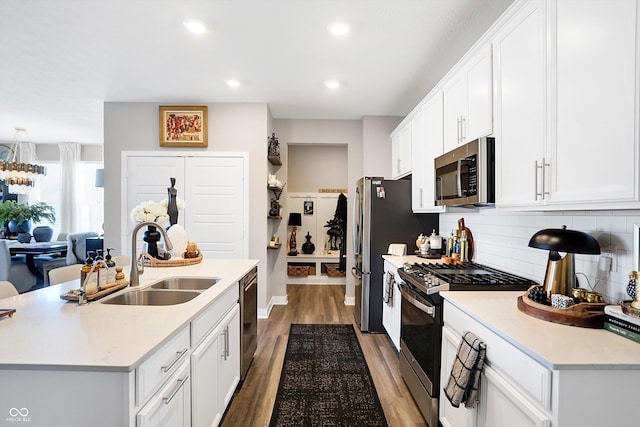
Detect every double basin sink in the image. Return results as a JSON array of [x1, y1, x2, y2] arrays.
[[101, 277, 220, 306]]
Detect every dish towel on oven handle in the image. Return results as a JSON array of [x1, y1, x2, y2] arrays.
[[444, 331, 486, 409]]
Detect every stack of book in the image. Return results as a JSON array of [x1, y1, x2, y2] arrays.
[[604, 305, 640, 343]]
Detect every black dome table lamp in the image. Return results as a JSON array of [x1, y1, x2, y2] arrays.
[[528, 225, 600, 296]]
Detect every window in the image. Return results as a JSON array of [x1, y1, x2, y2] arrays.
[[29, 162, 104, 237]]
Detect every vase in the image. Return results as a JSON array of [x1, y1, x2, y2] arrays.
[[302, 232, 315, 254], [17, 232, 32, 243], [33, 225, 54, 242], [143, 225, 162, 259], [8, 219, 31, 235]]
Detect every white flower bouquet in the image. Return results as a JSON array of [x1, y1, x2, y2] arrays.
[[131, 200, 170, 227]]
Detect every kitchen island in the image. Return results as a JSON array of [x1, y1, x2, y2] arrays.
[[0, 259, 258, 427], [440, 291, 640, 427]]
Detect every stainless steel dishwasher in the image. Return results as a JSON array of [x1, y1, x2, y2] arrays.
[[239, 267, 257, 381]]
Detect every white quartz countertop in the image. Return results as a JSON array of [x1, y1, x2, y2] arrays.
[[442, 291, 640, 370], [0, 259, 258, 372]]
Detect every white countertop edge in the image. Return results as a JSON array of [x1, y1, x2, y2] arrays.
[[442, 291, 640, 371], [0, 259, 259, 372]]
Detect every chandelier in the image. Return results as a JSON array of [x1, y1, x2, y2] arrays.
[[0, 127, 47, 194]]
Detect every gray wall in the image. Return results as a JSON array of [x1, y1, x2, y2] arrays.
[[362, 115, 402, 179], [288, 145, 348, 192]]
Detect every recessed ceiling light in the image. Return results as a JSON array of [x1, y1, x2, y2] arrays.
[[184, 19, 208, 34], [325, 80, 340, 89], [329, 23, 349, 36], [226, 80, 241, 88]]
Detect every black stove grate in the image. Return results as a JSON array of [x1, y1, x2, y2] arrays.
[[408, 262, 537, 289]]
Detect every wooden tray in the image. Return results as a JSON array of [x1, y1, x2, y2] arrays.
[[60, 281, 129, 302], [517, 292, 606, 328], [142, 252, 202, 267]]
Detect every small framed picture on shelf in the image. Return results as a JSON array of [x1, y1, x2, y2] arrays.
[[159, 106, 208, 147], [304, 201, 314, 215]]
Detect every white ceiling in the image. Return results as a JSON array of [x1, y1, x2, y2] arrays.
[[0, 0, 514, 145]]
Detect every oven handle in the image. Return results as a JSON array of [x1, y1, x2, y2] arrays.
[[398, 282, 435, 318]]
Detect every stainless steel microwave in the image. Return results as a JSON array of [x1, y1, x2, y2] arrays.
[[434, 137, 495, 207]]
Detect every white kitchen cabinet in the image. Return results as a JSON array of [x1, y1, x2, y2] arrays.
[[443, 43, 493, 153], [137, 359, 191, 427], [493, 0, 547, 207], [191, 304, 240, 427], [495, 0, 640, 209], [382, 260, 401, 351], [548, 0, 639, 206], [391, 122, 412, 179], [412, 93, 445, 213], [477, 364, 551, 427], [123, 152, 248, 258]]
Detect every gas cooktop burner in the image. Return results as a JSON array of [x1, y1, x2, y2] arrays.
[[398, 261, 537, 295]]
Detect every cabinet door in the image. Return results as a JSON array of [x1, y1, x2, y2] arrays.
[[465, 44, 493, 141], [218, 305, 240, 410], [493, 0, 547, 207], [124, 156, 186, 252], [184, 156, 247, 259], [477, 364, 551, 427], [443, 72, 467, 153], [411, 107, 427, 211], [550, 0, 639, 204], [138, 360, 191, 427], [391, 124, 412, 179], [191, 322, 223, 427], [439, 327, 477, 427], [422, 92, 445, 212]]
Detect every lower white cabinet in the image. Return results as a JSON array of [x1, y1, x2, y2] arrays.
[[381, 260, 401, 351], [439, 328, 476, 427], [191, 304, 240, 427], [477, 364, 550, 427], [137, 359, 191, 427]]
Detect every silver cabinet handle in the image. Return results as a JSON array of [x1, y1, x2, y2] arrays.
[[535, 159, 540, 200], [460, 116, 466, 142], [535, 158, 550, 200], [542, 157, 550, 199], [163, 376, 189, 405], [161, 348, 188, 373], [457, 117, 461, 143], [222, 326, 229, 360], [419, 188, 424, 208]]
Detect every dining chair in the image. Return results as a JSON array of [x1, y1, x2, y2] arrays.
[[0, 280, 19, 299], [48, 264, 83, 286], [0, 240, 38, 293], [42, 231, 100, 286]]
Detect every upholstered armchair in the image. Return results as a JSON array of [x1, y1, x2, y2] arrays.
[[42, 232, 99, 286], [0, 240, 38, 293]]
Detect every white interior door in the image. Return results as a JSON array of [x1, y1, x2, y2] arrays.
[[184, 156, 246, 259], [124, 156, 186, 253]]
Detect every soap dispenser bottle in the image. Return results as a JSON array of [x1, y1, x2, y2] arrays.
[[105, 248, 116, 284]]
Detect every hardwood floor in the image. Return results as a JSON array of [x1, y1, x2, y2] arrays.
[[221, 284, 428, 427]]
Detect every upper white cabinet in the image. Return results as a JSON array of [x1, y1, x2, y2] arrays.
[[549, 0, 639, 205], [493, 0, 547, 207], [391, 123, 412, 179], [495, 0, 640, 208], [443, 43, 493, 153], [412, 92, 445, 212]]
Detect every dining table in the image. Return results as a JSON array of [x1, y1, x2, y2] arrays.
[[8, 240, 68, 281]]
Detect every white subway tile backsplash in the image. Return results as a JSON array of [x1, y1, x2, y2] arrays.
[[440, 209, 640, 303]]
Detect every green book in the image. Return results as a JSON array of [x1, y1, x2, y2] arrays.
[[605, 322, 640, 344]]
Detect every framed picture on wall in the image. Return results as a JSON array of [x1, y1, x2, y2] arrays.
[[159, 106, 208, 147], [304, 201, 314, 215]]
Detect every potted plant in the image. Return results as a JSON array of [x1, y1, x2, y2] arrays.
[[0, 201, 56, 242]]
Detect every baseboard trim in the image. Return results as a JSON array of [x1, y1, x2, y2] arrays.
[[258, 294, 288, 319]]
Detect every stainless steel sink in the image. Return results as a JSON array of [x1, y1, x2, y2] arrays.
[[101, 289, 201, 306], [149, 277, 220, 291]]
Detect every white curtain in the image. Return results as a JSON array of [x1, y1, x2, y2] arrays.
[[58, 143, 81, 233]]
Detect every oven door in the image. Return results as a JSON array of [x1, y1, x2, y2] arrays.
[[398, 281, 442, 397]]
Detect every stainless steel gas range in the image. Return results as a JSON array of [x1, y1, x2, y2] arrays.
[[396, 262, 537, 427]]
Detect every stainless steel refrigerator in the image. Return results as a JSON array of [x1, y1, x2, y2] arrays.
[[352, 177, 439, 332]]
